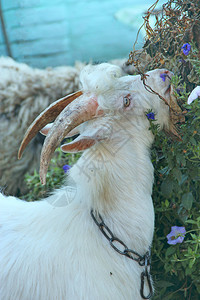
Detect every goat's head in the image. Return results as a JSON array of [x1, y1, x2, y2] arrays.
[[18, 63, 184, 184]]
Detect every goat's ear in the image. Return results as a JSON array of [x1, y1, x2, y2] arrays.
[[61, 137, 96, 153], [61, 121, 110, 153]]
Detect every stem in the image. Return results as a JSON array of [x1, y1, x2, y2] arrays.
[[186, 229, 200, 234]]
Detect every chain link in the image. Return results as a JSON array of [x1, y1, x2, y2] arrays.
[[91, 209, 153, 299]]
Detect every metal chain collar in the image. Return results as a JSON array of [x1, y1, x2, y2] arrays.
[[90, 209, 153, 299]]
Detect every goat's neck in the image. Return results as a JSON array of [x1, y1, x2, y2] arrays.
[[70, 127, 155, 250]]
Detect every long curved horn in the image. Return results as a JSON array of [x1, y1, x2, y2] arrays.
[[39, 94, 102, 185], [18, 91, 82, 159]]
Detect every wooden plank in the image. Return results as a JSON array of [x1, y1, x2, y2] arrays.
[[7, 21, 69, 43], [12, 37, 69, 57], [0, 0, 153, 67], [0, 44, 7, 56], [3, 5, 67, 29], [0, 26, 4, 44], [1, 0, 64, 11], [19, 52, 72, 68]]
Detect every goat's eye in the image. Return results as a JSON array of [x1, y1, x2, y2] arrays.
[[123, 95, 131, 107]]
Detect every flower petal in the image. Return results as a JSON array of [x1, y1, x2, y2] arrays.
[[146, 112, 155, 120], [177, 226, 186, 235], [166, 232, 174, 239], [181, 43, 191, 56], [171, 226, 186, 234], [175, 236, 184, 244], [160, 73, 167, 82], [167, 238, 178, 245], [63, 164, 71, 173], [187, 86, 200, 104], [166, 226, 186, 245]]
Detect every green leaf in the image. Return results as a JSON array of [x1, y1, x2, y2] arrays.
[[181, 192, 194, 210], [190, 137, 197, 146], [176, 153, 186, 166], [165, 247, 176, 257], [180, 174, 188, 185], [160, 166, 170, 175], [186, 219, 197, 225], [157, 280, 175, 288], [161, 179, 174, 196], [189, 258, 196, 268], [185, 267, 193, 276], [172, 168, 182, 183]]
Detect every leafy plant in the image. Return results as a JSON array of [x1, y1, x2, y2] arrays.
[[151, 75, 200, 299]]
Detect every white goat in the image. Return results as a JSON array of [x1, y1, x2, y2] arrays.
[[0, 63, 180, 300]]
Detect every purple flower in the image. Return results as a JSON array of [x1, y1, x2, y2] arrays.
[[146, 112, 155, 120], [181, 43, 191, 56], [167, 226, 186, 245], [63, 164, 71, 173], [160, 73, 167, 82]]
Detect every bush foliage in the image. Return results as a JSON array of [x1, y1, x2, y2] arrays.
[[130, 0, 200, 297], [151, 83, 200, 299]]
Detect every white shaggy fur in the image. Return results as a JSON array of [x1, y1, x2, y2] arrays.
[[0, 63, 171, 300]]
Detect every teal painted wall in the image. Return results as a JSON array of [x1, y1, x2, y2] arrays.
[[0, 0, 165, 68]]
